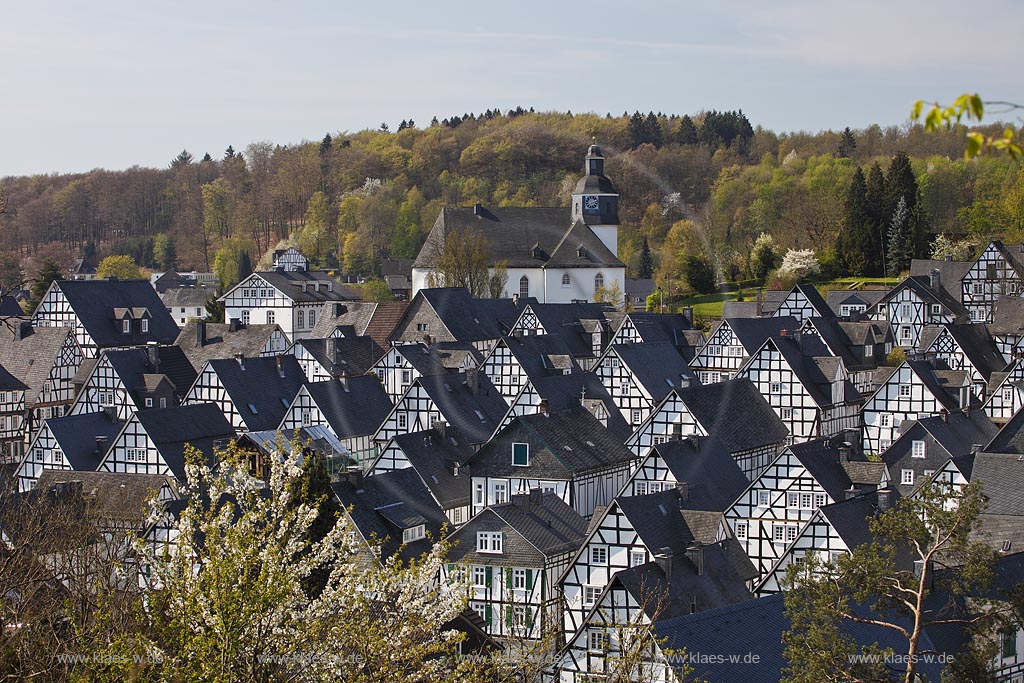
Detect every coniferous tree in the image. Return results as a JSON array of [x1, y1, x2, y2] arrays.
[[674, 115, 698, 145], [864, 162, 887, 275], [30, 259, 63, 308], [837, 127, 857, 158], [886, 196, 911, 277], [638, 236, 654, 279], [200, 152, 212, 163], [885, 152, 918, 222], [643, 112, 663, 148], [224, 145, 236, 160], [836, 167, 876, 275], [170, 149, 193, 168], [628, 111, 646, 148]]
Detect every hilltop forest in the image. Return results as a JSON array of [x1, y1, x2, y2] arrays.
[[1, 109, 1022, 297]]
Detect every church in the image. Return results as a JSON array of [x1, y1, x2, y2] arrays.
[[411, 145, 627, 304]]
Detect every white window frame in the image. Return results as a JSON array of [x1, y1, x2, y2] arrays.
[[476, 531, 503, 554], [590, 545, 608, 565], [901, 469, 915, 486], [912, 440, 926, 459], [512, 442, 529, 467]]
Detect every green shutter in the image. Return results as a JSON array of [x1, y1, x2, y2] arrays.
[[526, 606, 534, 628], [506, 567, 513, 589], [505, 606, 513, 628], [525, 568, 533, 590], [484, 603, 492, 624], [485, 566, 492, 587]]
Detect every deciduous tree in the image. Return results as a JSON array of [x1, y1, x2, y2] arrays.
[[95, 254, 143, 280]]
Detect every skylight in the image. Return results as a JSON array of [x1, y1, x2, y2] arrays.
[[248, 403, 258, 414]]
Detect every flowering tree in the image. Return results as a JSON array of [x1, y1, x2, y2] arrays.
[[79, 441, 478, 683], [776, 249, 821, 282]]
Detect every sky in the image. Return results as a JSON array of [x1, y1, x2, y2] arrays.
[[3, 0, 1022, 176]]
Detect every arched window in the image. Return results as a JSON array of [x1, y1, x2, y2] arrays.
[[595, 273, 605, 290], [562, 273, 571, 287], [297, 309, 305, 329], [519, 276, 529, 298], [266, 310, 275, 324]]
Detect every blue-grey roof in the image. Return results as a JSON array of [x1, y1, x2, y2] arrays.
[[45, 410, 125, 471], [674, 378, 790, 455], [103, 346, 198, 402], [134, 403, 235, 481], [650, 436, 750, 512], [205, 355, 306, 432], [51, 279, 180, 348], [305, 376, 393, 438], [611, 341, 696, 401]]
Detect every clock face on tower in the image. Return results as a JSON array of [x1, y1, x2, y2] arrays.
[[584, 195, 599, 212]]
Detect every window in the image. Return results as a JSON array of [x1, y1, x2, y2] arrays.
[[800, 493, 813, 509], [786, 525, 799, 543], [931, 304, 941, 315], [519, 276, 529, 298], [1003, 629, 1018, 659], [880, 414, 892, 427], [512, 569, 527, 590], [267, 310, 275, 324], [770, 382, 783, 394], [787, 492, 799, 508], [402, 525, 425, 543], [301, 410, 311, 427], [416, 323, 429, 332], [782, 408, 793, 420], [472, 565, 487, 587], [309, 311, 315, 327], [401, 369, 411, 385], [901, 469, 915, 485], [493, 482, 508, 505], [122, 319, 131, 334], [590, 546, 608, 565], [511, 443, 529, 467], [630, 550, 647, 567], [1005, 387, 1015, 402], [397, 413, 407, 430], [735, 522, 747, 540], [912, 440, 926, 459], [297, 310, 305, 329], [757, 490, 770, 506], [901, 304, 911, 317], [773, 525, 786, 543], [583, 586, 601, 606], [900, 326, 911, 340], [899, 384, 911, 397], [588, 629, 608, 653], [477, 532, 503, 554], [241, 310, 250, 325], [562, 273, 571, 288], [159, 397, 167, 408], [635, 481, 648, 496], [864, 344, 873, 358], [814, 493, 827, 508], [631, 409, 642, 424], [141, 318, 149, 333], [196, 307, 203, 316], [594, 273, 604, 291], [473, 482, 485, 507], [34, 448, 43, 462], [512, 605, 529, 629], [144, 397, 153, 408]]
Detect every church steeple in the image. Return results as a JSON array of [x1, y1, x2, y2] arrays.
[[571, 144, 619, 256]]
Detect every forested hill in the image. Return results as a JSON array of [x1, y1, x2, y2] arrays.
[[1, 108, 1021, 292]]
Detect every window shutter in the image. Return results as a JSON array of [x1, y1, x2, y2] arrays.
[[505, 606, 513, 628], [484, 603, 492, 624], [506, 567, 513, 589], [485, 566, 492, 587], [526, 606, 533, 628], [525, 568, 534, 591]]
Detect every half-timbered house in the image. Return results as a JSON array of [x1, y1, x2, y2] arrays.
[[310, 301, 409, 348], [369, 340, 482, 403], [370, 426, 474, 525], [479, 334, 580, 405], [287, 336, 384, 382], [0, 324, 84, 443], [0, 364, 27, 463], [96, 403, 233, 483], [184, 355, 306, 433], [16, 410, 124, 491], [770, 284, 833, 323], [607, 311, 703, 362], [689, 316, 799, 384], [31, 278, 179, 358], [388, 287, 520, 352], [990, 295, 1024, 359], [724, 437, 887, 583], [736, 331, 862, 442], [882, 410, 996, 497], [984, 358, 1024, 424], [868, 272, 968, 350], [443, 490, 588, 640], [624, 436, 750, 509], [372, 370, 507, 448], [271, 246, 309, 271], [922, 323, 1006, 396], [825, 289, 889, 318], [861, 358, 975, 454], [625, 378, 789, 481], [593, 341, 697, 428], [465, 407, 636, 519], [219, 270, 359, 340], [174, 319, 289, 371], [69, 344, 198, 421], [159, 285, 213, 327], [508, 301, 617, 370], [961, 240, 1024, 323], [279, 376, 392, 469], [498, 371, 630, 441]]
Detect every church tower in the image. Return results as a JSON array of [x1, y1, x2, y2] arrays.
[[571, 144, 619, 256]]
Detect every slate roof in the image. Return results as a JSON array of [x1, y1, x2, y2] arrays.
[[303, 376, 393, 438], [767, 335, 861, 407], [292, 336, 385, 377], [720, 316, 801, 354], [174, 321, 284, 371], [485, 491, 589, 557], [788, 437, 880, 500], [36, 469, 173, 524], [44, 410, 125, 471], [673, 378, 790, 455], [825, 288, 889, 316], [910, 258, 974, 302], [159, 286, 214, 309], [610, 546, 753, 620], [986, 406, 1024, 454], [332, 467, 449, 562], [388, 428, 474, 508], [610, 341, 696, 401], [393, 341, 484, 377], [895, 358, 964, 413], [874, 276, 969, 319], [49, 279, 180, 347], [785, 284, 832, 317], [233, 270, 360, 303], [521, 302, 617, 357], [653, 593, 943, 683], [132, 403, 238, 481], [0, 326, 75, 407], [649, 436, 750, 512], [490, 334, 581, 380], [989, 240, 1024, 278], [941, 324, 1007, 381], [990, 295, 1024, 336], [203, 355, 306, 432], [102, 346, 198, 402], [819, 490, 902, 554], [309, 301, 410, 348], [837, 319, 893, 346], [416, 206, 624, 270], [527, 372, 632, 442], [912, 410, 998, 458], [0, 296, 25, 317], [969, 453, 1024, 516], [0, 363, 27, 393], [416, 371, 509, 445], [397, 288, 519, 344], [619, 312, 699, 354], [720, 300, 761, 318]]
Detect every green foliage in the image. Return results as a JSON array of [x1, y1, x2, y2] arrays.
[[750, 232, 780, 283], [296, 190, 332, 263], [152, 233, 176, 271], [913, 93, 1022, 159], [95, 255, 143, 280], [212, 238, 253, 292], [886, 346, 907, 367], [358, 279, 395, 302], [425, 226, 492, 297], [835, 166, 878, 276], [683, 255, 716, 294], [638, 236, 654, 279], [30, 258, 63, 307]]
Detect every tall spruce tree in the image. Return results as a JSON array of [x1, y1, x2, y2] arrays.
[[836, 167, 876, 275], [675, 115, 698, 145], [886, 196, 911, 277], [864, 162, 887, 276], [638, 236, 654, 279]]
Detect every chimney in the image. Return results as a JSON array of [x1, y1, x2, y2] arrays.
[[512, 293, 519, 307], [780, 328, 788, 337], [877, 488, 891, 512], [930, 268, 941, 291], [95, 435, 110, 455], [529, 487, 544, 509], [686, 434, 700, 451], [147, 341, 160, 374], [434, 420, 447, 440], [676, 481, 689, 504], [423, 334, 432, 348], [538, 399, 549, 417], [473, 201, 483, 216], [275, 355, 285, 379], [228, 317, 241, 332], [944, 253, 953, 262], [679, 375, 691, 389], [338, 375, 349, 392], [102, 405, 117, 422], [971, 443, 982, 455], [654, 547, 673, 576], [686, 543, 704, 576], [756, 290, 764, 317], [235, 353, 245, 370], [838, 443, 851, 463], [327, 337, 339, 374], [681, 306, 694, 326], [940, 409, 949, 423], [333, 303, 347, 317], [15, 321, 31, 341], [845, 485, 858, 500], [345, 466, 364, 491], [196, 320, 207, 347], [465, 367, 479, 395]]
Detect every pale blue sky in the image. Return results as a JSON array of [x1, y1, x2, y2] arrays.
[[3, 0, 1021, 176]]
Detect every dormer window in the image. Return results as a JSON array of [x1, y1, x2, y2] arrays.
[[402, 524, 425, 544], [122, 319, 131, 334], [576, 245, 587, 258], [141, 318, 149, 333]]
